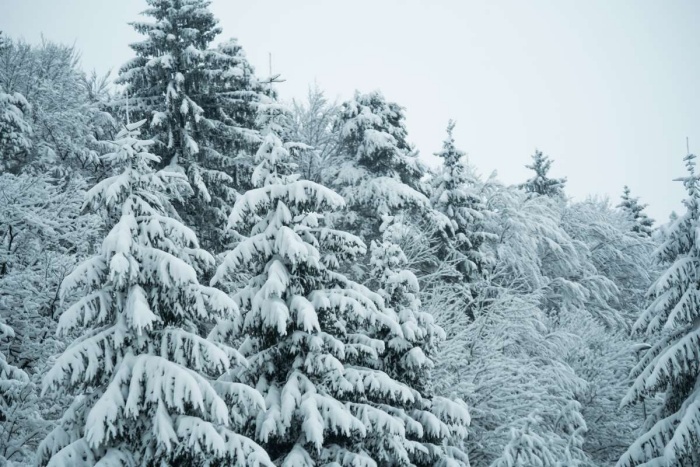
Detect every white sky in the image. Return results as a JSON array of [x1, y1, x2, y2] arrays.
[[2, 0, 698, 221]]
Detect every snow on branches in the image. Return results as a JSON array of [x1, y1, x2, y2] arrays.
[[38, 121, 271, 467]]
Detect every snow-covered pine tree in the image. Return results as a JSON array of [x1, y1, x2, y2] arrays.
[[332, 91, 435, 245], [117, 0, 220, 171], [339, 91, 423, 189], [211, 104, 470, 466], [118, 0, 264, 251], [204, 37, 266, 170], [37, 121, 270, 466], [0, 85, 32, 172], [194, 36, 269, 251], [368, 216, 471, 465], [617, 153, 700, 467], [618, 186, 654, 237], [431, 121, 494, 285], [520, 150, 567, 198]]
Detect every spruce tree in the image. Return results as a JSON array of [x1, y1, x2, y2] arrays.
[[211, 104, 470, 465], [118, 0, 220, 169], [618, 185, 654, 237], [0, 85, 32, 172], [617, 153, 700, 467], [37, 121, 270, 466], [520, 150, 567, 198], [431, 121, 494, 283], [198, 36, 270, 200], [117, 0, 265, 251], [338, 91, 423, 187], [204, 38, 265, 162], [332, 91, 433, 244], [368, 217, 470, 465]]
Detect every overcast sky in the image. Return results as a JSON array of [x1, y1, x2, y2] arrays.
[[2, 0, 698, 221]]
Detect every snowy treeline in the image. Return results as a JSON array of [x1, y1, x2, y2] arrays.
[[0, 1, 695, 466]]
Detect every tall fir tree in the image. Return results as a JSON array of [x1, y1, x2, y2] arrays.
[[200, 37, 269, 190], [211, 104, 470, 466], [520, 150, 567, 198], [332, 91, 434, 245], [431, 121, 494, 284], [117, 0, 265, 251], [618, 153, 700, 467], [0, 85, 32, 172], [37, 121, 270, 466], [368, 216, 471, 466], [618, 185, 654, 237], [117, 0, 220, 171]]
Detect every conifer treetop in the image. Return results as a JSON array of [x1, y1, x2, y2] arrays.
[[617, 185, 654, 237], [339, 90, 424, 186], [0, 86, 32, 170], [520, 150, 567, 198]]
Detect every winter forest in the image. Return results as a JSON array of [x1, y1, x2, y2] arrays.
[[0, 0, 697, 466]]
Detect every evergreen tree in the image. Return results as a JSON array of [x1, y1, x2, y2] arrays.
[[431, 121, 494, 284], [117, 0, 265, 251], [211, 106, 470, 466], [338, 91, 423, 189], [368, 216, 471, 465], [199, 36, 269, 191], [617, 186, 654, 237], [0, 85, 32, 172], [332, 91, 434, 244], [37, 121, 270, 466], [618, 154, 700, 467], [118, 0, 220, 171], [117, 0, 220, 224], [520, 150, 567, 198]]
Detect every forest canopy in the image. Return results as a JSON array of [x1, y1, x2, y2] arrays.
[[0, 1, 695, 466]]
